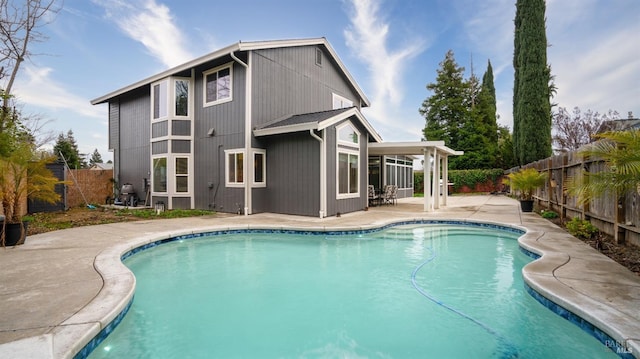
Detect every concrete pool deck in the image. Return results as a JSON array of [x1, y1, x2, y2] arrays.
[[0, 195, 638, 358]]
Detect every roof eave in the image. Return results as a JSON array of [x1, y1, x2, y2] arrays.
[[253, 122, 317, 137], [90, 37, 370, 108], [90, 42, 241, 105]]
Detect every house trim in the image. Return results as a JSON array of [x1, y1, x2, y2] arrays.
[[91, 38, 370, 108], [254, 107, 382, 143]]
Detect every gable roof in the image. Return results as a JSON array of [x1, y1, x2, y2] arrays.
[[90, 38, 369, 107], [253, 107, 383, 143]]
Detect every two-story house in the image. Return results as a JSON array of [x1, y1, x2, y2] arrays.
[[91, 38, 460, 217]]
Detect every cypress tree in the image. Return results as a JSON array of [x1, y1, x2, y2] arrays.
[[513, 0, 552, 165], [475, 60, 499, 167]]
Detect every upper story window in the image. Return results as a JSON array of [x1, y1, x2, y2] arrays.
[[175, 79, 189, 116], [203, 63, 232, 106], [153, 81, 168, 119], [332, 93, 353, 110], [152, 78, 192, 121]]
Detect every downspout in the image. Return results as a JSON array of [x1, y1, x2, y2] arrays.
[[231, 51, 252, 216], [309, 129, 326, 218]]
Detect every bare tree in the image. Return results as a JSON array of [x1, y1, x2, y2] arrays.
[[0, 0, 60, 101], [21, 112, 55, 148], [552, 107, 619, 152]]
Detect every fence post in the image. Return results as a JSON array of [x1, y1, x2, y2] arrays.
[[546, 158, 552, 209], [560, 154, 567, 221], [615, 195, 626, 244]]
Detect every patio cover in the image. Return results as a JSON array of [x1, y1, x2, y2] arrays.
[[368, 141, 463, 212]]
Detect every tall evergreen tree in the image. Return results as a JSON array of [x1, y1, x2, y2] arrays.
[[89, 148, 103, 165], [420, 50, 469, 151], [421, 51, 504, 169], [53, 129, 85, 168], [472, 60, 499, 168], [496, 125, 517, 169], [513, 0, 552, 165]]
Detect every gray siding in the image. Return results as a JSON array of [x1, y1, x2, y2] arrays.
[[172, 197, 191, 209], [262, 132, 320, 216], [192, 59, 246, 213], [109, 102, 120, 150], [105, 45, 371, 217], [112, 87, 150, 200], [172, 120, 191, 136], [250, 46, 360, 138], [109, 101, 120, 186]]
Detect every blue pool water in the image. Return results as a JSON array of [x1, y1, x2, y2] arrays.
[[89, 224, 618, 358]]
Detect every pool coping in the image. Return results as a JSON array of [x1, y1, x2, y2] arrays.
[[72, 219, 637, 358], [0, 197, 638, 358]]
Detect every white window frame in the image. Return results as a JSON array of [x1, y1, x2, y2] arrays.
[[152, 80, 169, 120], [253, 149, 266, 187], [174, 156, 189, 193], [332, 93, 353, 110], [336, 121, 360, 199], [225, 149, 244, 187], [337, 150, 360, 199], [152, 156, 168, 194], [173, 78, 192, 118], [336, 121, 360, 146], [203, 62, 233, 107]]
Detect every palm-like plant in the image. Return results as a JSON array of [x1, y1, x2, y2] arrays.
[[503, 167, 547, 201], [566, 130, 640, 204]]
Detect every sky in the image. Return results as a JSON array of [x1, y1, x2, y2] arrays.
[[9, 0, 640, 163]]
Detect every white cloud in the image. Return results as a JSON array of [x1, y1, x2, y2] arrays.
[[13, 65, 105, 120], [343, 0, 425, 130], [547, 4, 640, 117], [93, 0, 193, 68]]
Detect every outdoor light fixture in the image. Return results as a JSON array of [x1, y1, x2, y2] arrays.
[[207, 128, 216, 137]]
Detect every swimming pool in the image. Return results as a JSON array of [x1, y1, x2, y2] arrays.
[[88, 223, 618, 358]]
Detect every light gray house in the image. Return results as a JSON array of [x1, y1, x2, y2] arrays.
[[91, 38, 460, 217]]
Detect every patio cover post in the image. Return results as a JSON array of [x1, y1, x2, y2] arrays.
[[434, 150, 441, 210], [442, 155, 449, 206], [423, 147, 432, 212]]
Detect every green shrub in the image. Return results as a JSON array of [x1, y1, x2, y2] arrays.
[[414, 171, 424, 194], [540, 210, 558, 219], [566, 217, 598, 239]]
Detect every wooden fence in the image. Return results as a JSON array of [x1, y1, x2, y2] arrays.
[[66, 169, 114, 208], [513, 152, 640, 247]]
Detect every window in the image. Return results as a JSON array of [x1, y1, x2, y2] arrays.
[[338, 123, 359, 144], [153, 157, 167, 192], [336, 121, 360, 198], [153, 81, 168, 119], [175, 80, 189, 116], [254, 150, 266, 186], [384, 156, 414, 189], [338, 152, 359, 196], [332, 93, 353, 110], [225, 150, 244, 186], [175, 157, 188, 193], [204, 64, 232, 106]]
